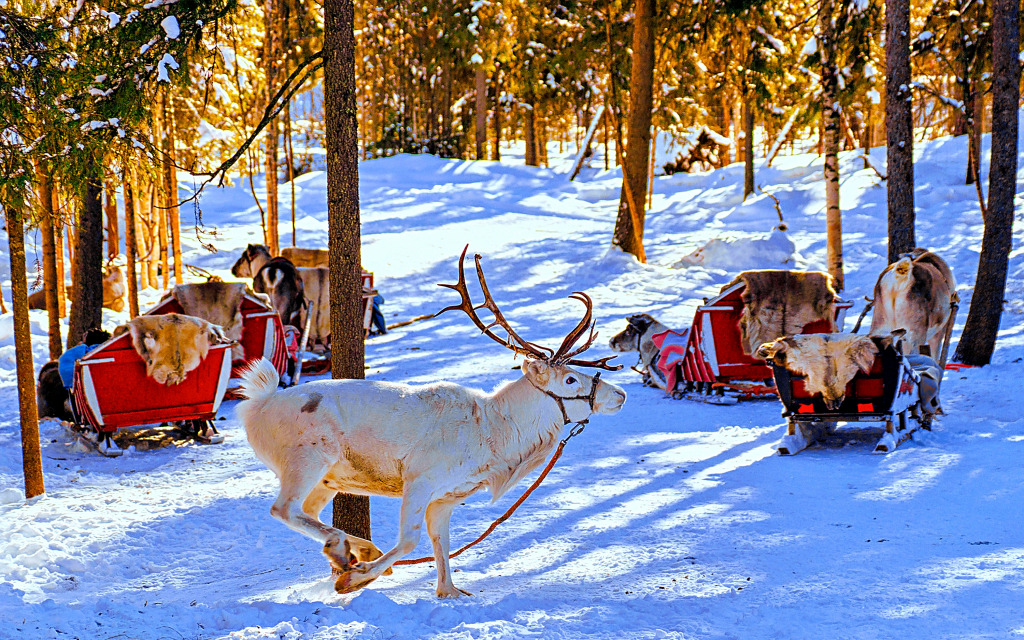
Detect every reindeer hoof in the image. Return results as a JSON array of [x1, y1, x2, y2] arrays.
[[437, 586, 472, 598], [333, 567, 379, 594]]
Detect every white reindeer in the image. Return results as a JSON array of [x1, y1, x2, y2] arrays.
[[235, 248, 627, 598]]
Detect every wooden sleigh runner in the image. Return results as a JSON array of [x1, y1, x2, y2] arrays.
[[657, 277, 852, 404]]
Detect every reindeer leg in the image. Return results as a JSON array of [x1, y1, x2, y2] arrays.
[[425, 499, 470, 598], [302, 485, 388, 575], [334, 485, 431, 594], [268, 460, 376, 574]]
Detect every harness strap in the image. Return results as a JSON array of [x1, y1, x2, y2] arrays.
[[390, 373, 600, 568]]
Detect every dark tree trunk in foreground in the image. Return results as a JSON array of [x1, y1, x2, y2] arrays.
[[821, 0, 844, 291], [264, 0, 281, 255], [35, 161, 63, 359], [67, 158, 105, 349], [954, 0, 1019, 366], [7, 208, 45, 498], [325, 0, 371, 541], [885, 0, 915, 262], [611, 0, 655, 263]]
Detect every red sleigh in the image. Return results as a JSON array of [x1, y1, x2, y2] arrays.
[[659, 279, 853, 403], [68, 288, 296, 455]]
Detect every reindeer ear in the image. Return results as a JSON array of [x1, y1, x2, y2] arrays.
[[521, 359, 550, 385], [852, 337, 878, 373]]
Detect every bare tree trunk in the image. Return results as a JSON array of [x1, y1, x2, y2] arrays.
[[162, 93, 183, 285], [966, 83, 983, 185], [7, 208, 45, 498], [148, 183, 160, 289], [325, 0, 371, 541], [54, 208, 66, 319], [742, 93, 754, 200], [124, 171, 140, 318], [862, 102, 873, 170], [524, 92, 539, 167], [286, 100, 297, 247], [265, 0, 281, 255], [491, 69, 502, 161], [821, 0, 844, 290], [67, 156, 105, 349], [475, 66, 487, 160], [35, 161, 63, 360], [104, 178, 118, 259], [538, 111, 548, 167], [885, 0, 915, 262], [611, 0, 655, 262], [954, 0, 1019, 365]]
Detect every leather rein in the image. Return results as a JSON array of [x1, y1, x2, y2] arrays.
[[392, 372, 601, 567]]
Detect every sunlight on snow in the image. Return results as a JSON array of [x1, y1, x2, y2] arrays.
[[856, 453, 961, 501]]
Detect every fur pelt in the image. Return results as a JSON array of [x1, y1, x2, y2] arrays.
[[282, 247, 329, 269], [297, 267, 330, 350], [733, 270, 837, 354], [114, 314, 228, 385], [171, 282, 247, 359], [37, 360, 72, 421], [869, 248, 957, 357], [28, 262, 126, 312], [757, 333, 877, 410]]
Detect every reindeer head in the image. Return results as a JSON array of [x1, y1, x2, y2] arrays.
[[609, 313, 658, 354], [436, 246, 626, 422], [231, 243, 273, 278]]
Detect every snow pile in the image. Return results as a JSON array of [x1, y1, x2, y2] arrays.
[[671, 224, 796, 270]]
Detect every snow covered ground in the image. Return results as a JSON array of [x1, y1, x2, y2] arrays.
[[1, 123, 1023, 639]]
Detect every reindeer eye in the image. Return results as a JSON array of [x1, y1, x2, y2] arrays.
[[565, 376, 577, 385]]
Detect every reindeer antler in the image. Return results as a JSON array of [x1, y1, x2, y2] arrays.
[[435, 246, 552, 360], [436, 246, 621, 371]]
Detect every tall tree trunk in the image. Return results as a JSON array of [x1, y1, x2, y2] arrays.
[[821, 0, 844, 290], [265, 0, 281, 255], [885, 0, 915, 262], [286, 101, 297, 247], [7, 208, 45, 498], [35, 161, 63, 359], [325, 0, 372, 541], [491, 69, 502, 161], [742, 93, 754, 200], [148, 183, 160, 290], [475, 66, 487, 160], [54, 210, 66, 318], [954, 0, 1019, 366], [124, 171, 140, 318], [611, 0, 655, 262], [966, 82, 983, 185], [104, 179, 118, 259], [162, 93, 183, 285], [67, 157, 105, 349], [524, 90, 538, 167], [862, 102, 873, 170]]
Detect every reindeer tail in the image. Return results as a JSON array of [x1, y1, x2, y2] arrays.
[[237, 358, 280, 403], [893, 256, 914, 277]]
